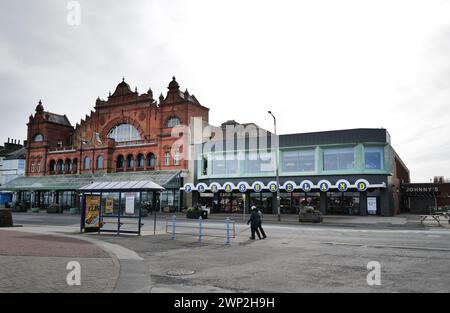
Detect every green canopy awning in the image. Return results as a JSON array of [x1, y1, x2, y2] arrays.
[[0, 171, 183, 192]]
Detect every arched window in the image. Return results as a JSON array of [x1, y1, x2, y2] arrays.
[[33, 133, 44, 142], [116, 155, 124, 169], [164, 151, 171, 166], [137, 154, 145, 168], [97, 156, 104, 169], [72, 158, 78, 173], [127, 155, 134, 169], [65, 159, 72, 174], [84, 157, 91, 170], [49, 160, 56, 173], [107, 123, 141, 142], [36, 161, 41, 173], [166, 117, 181, 128], [147, 153, 156, 169], [57, 160, 64, 173], [174, 149, 181, 166], [30, 161, 35, 173]]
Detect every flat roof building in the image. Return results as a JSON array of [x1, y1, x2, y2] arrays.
[[186, 125, 410, 216]]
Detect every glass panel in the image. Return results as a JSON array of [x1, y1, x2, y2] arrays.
[[323, 147, 355, 171], [211, 154, 239, 175], [120, 192, 140, 216], [245, 152, 275, 174], [365, 147, 384, 170], [281, 149, 315, 172]]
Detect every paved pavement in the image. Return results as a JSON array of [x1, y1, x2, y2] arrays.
[[0, 229, 119, 293], [3, 212, 450, 293]]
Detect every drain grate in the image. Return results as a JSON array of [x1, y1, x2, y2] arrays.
[[166, 269, 196, 276]]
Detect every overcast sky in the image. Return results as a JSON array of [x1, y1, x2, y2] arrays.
[[0, 0, 449, 182]]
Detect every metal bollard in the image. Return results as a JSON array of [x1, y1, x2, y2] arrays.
[[171, 215, 176, 240], [198, 216, 203, 242], [225, 217, 230, 245]]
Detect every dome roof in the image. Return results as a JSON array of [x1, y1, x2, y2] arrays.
[[35, 100, 44, 112], [111, 78, 134, 97], [168, 76, 180, 90]]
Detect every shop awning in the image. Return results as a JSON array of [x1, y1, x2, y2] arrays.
[[0, 170, 183, 192], [79, 180, 165, 192]]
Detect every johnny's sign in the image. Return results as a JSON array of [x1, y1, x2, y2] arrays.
[[404, 186, 439, 194]]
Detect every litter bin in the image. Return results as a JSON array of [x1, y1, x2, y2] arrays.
[[201, 210, 208, 219], [0, 209, 13, 227]]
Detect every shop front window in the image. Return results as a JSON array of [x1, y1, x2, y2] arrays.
[[292, 192, 320, 211], [327, 192, 360, 215], [323, 147, 355, 171], [249, 192, 273, 214], [217, 192, 244, 213]]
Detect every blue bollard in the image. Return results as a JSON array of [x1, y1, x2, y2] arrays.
[[198, 216, 203, 242], [171, 215, 176, 240], [225, 217, 230, 245]]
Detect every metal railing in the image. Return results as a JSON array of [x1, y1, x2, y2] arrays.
[[165, 215, 236, 244]]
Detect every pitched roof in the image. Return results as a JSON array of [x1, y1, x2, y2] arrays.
[[45, 112, 72, 127], [0, 144, 24, 157], [4, 147, 26, 160]]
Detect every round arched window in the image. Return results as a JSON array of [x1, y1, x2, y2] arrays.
[[166, 117, 181, 128], [33, 133, 44, 142], [107, 123, 141, 142]]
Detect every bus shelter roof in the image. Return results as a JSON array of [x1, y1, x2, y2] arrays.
[[79, 180, 164, 192]]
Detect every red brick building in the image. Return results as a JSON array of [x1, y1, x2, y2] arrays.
[[26, 77, 209, 177]]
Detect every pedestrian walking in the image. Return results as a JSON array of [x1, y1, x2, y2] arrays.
[[247, 206, 262, 240], [256, 206, 267, 239]]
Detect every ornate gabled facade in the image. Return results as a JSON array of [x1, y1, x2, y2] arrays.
[[26, 77, 209, 177]]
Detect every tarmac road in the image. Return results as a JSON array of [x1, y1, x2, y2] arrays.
[[6, 212, 450, 293]]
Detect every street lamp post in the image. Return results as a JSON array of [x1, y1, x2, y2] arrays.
[[268, 111, 281, 221]]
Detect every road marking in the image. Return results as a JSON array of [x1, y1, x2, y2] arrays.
[[321, 242, 450, 252]]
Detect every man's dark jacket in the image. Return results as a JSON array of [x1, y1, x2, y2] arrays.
[[247, 211, 261, 228]]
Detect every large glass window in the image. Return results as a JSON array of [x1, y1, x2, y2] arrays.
[[107, 123, 141, 142], [244, 151, 275, 174], [365, 147, 384, 170], [323, 147, 355, 171], [327, 192, 360, 215], [211, 154, 239, 175], [281, 149, 315, 172]]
